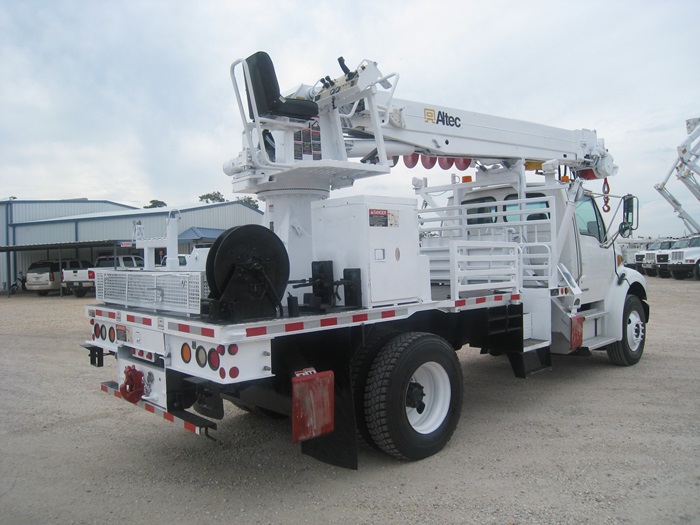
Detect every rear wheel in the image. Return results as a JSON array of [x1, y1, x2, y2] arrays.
[[73, 288, 87, 298], [351, 328, 400, 448], [693, 263, 700, 281], [607, 295, 646, 366], [36, 291, 49, 297], [364, 332, 463, 460]]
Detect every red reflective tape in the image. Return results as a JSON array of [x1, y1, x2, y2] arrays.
[[201, 327, 215, 338], [381, 310, 396, 319], [455, 299, 466, 307], [164, 412, 174, 423], [178, 324, 190, 333], [184, 421, 197, 433], [114, 390, 122, 399], [246, 326, 267, 337], [321, 318, 338, 327], [476, 297, 486, 304], [352, 313, 368, 322], [101, 384, 108, 393], [494, 295, 503, 301], [145, 403, 155, 413], [108, 312, 116, 319], [285, 322, 304, 332], [127, 315, 135, 322], [142, 318, 152, 326], [96, 309, 103, 317], [511, 294, 521, 301]]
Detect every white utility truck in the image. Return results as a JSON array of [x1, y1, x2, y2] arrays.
[[83, 52, 649, 469]]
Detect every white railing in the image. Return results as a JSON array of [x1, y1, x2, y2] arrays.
[[419, 195, 557, 292], [95, 270, 208, 315], [449, 241, 520, 299]]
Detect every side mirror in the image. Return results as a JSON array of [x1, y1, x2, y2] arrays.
[[619, 194, 638, 238]]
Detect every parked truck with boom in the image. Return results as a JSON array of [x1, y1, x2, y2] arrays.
[[83, 52, 649, 469]]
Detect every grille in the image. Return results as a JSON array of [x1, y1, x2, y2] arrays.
[[656, 254, 669, 263], [671, 251, 683, 261]]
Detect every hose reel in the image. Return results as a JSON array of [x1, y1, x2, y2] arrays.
[[204, 224, 290, 323]]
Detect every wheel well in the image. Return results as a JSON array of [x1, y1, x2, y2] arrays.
[[628, 281, 649, 323]]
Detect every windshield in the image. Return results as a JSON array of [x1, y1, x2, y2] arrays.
[[689, 237, 700, 248], [672, 239, 690, 249]]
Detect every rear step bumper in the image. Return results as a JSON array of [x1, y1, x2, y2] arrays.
[[100, 381, 217, 437]]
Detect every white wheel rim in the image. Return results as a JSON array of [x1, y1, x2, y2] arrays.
[[405, 361, 451, 434], [627, 310, 644, 353]]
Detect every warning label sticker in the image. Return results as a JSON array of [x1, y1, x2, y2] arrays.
[[369, 209, 399, 227]]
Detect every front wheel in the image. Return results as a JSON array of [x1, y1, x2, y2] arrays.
[[364, 332, 463, 460], [607, 295, 646, 366]]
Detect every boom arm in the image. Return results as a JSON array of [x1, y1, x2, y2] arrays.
[[654, 119, 700, 234], [224, 54, 618, 196]]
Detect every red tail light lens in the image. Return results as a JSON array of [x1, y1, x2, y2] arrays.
[[49, 272, 55, 282], [88, 270, 95, 279]]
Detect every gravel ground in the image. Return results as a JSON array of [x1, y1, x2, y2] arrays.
[[0, 277, 698, 525]]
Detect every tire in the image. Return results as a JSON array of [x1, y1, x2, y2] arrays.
[[644, 268, 657, 277], [37, 291, 49, 297], [351, 328, 401, 448], [364, 332, 463, 460], [693, 264, 700, 281], [73, 288, 87, 298], [607, 295, 646, 366], [670, 269, 685, 280], [658, 270, 670, 279]]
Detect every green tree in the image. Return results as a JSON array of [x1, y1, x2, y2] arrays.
[[236, 196, 259, 210], [199, 191, 226, 203], [144, 199, 167, 208]]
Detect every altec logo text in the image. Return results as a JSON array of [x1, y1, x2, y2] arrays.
[[424, 108, 461, 127]]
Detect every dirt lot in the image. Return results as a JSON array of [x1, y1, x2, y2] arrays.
[[0, 277, 698, 525]]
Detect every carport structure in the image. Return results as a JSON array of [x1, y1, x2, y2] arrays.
[[1, 239, 123, 297]]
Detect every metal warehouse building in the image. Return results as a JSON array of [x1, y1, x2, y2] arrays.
[[1, 198, 262, 292]]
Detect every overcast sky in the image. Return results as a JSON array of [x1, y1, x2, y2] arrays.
[[1, 0, 698, 238]]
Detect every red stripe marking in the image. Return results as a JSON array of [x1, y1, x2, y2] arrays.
[[246, 326, 267, 337], [101, 384, 108, 393], [114, 390, 122, 399], [127, 315, 135, 322], [108, 312, 116, 319], [184, 422, 197, 433], [494, 295, 503, 301], [178, 324, 190, 333], [164, 412, 174, 423], [476, 297, 486, 304], [381, 310, 396, 319], [96, 309, 103, 317], [145, 403, 155, 413], [142, 318, 152, 326], [320, 318, 338, 327], [201, 327, 215, 338], [511, 294, 521, 301], [353, 313, 368, 322], [285, 322, 304, 332], [455, 299, 466, 307]]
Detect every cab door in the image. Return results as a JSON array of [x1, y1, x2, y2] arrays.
[[575, 195, 615, 304]]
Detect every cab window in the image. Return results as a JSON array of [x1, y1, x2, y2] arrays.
[[575, 195, 606, 243], [504, 193, 549, 222], [461, 197, 497, 225]]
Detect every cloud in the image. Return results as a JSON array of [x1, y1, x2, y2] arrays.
[[1, 0, 699, 236]]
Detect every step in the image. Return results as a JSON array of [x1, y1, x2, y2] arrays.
[[582, 335, 617, 350]]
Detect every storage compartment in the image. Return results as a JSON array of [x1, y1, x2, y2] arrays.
[[311, 195, 427, 307]]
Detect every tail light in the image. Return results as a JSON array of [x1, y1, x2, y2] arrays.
[[49, 272, 55, 282], [88, 270, 95, 279]]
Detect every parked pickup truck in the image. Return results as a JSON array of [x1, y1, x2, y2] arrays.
[[62, 255, 144, 297]]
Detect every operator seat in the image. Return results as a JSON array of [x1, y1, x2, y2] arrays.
[[245, 51, 318, 121]]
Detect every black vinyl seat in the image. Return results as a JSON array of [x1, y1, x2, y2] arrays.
[[245, 51, 318, 121]]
